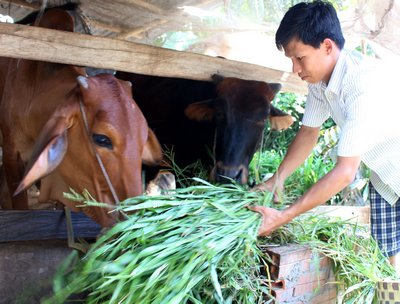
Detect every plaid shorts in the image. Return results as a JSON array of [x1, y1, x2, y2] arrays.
[[369, 183, 400, 257]]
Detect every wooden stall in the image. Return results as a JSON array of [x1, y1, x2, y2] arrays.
[[0, 1, 380, 303]]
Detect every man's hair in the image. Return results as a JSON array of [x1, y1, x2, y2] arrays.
[[275, 1, 345, 50]]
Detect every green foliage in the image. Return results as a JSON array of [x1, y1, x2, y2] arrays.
[[47, 181, 273, 304], [162, 146, 210, 188], [48, 184, 397, 303], [249, 145, 336, 202], [262, 92, 305, 153], [160, 89, 368, 207], [256, 91, 369, 206], [288, 214, 397, 303], [252, 92, 336, 196], [264, 91, 336, 153]]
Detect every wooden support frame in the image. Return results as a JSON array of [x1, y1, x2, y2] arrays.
[[0, 22, 307, 94], [0, 209, 101, 242], [311, 205, 370, 224], [0, 20, 308, 242], [0, 0, 40, 10]]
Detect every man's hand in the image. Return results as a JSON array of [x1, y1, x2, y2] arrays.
[[251, 174, 284, 203], [247, 205, 286, 236]]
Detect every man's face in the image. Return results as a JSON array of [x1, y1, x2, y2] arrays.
[[284, 38, 335, 84]]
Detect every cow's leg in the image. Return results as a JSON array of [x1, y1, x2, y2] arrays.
[[0, 165, 12, 208], [2, 144, 28, 209]]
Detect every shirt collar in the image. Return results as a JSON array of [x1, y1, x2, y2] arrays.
[[325, 49, 347, 96], [309, 50, 347, 97]]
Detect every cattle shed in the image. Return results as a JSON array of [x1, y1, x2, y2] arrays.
[[1, 0, 400, 94], [0, 1, 399, 303]]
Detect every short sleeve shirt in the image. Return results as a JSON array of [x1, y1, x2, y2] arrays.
[[302, 49, 400, 204]]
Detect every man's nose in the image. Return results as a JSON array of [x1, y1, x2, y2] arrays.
[[292, 59, 301, 74]]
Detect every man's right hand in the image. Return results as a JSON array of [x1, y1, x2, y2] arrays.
[[247, 205, 287, 236]]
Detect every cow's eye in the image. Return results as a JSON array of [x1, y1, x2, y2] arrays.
[[92, 133, 113, 149], [215, 110, 225, 121]]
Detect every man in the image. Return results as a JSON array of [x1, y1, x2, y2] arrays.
[[250, 0, 400, 274]]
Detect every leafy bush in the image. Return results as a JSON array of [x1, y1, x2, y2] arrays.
[[252, 91, 368, 205]]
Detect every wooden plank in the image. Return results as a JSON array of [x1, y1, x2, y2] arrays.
[[0, 0, 40, 10], [0, 240, 75, 304], [0, 209, 101, 242], [0, 22, 307, 94], [310, 205, 370, 224]]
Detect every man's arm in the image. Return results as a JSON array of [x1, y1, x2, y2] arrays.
[[251, 155, 362, 236], [253, 125, 320, 196], [276, 125, 320, 180]]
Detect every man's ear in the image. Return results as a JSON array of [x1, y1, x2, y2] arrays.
[[323, 38, 334, 54]]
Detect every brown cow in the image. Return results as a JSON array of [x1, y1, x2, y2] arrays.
[[116, 72, 293, 186], [0, 9, 162, 227]]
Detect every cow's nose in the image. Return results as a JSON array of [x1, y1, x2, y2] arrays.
[[214, 164, 246, 185]]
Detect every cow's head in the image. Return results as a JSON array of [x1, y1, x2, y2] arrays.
[[184, 74, 293, 185], [15, 73, 162, 227]]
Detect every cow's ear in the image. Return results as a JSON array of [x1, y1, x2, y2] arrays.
[[211, 74, 224, 85], [14, 129, 68, 195], [269, 105, 294, 131], [14, 105, 77, 195], [269, 83, 282, 95], [142, 129, 163, 166], [38, 9, 75, 32], [184, 100, 214, 122]]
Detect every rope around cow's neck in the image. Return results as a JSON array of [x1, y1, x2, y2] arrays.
[[78, 97, 128, 221]]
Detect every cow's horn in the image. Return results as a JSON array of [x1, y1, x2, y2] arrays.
[[211, 74, 224, 84], [269, 83, 282, 94], [77, 75, 89, 89]]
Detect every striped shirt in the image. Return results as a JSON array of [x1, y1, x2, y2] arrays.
[[303, 49, 400, 205]]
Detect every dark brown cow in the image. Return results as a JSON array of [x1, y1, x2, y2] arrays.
[[0, 9, 162, 227], [116, 72, 293, 185]]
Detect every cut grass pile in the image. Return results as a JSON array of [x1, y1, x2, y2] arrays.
[[45, 179, 398, 304], [47, 180, 273, 304], [272, 214, 398, 303]]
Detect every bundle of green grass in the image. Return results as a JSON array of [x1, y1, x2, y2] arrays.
[[47, 180, 273, 303], [45, 179, 397, 304]]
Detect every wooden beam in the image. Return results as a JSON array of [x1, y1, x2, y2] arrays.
[[0, 209, 101, 242], [0, 0, 40, 10], [119, 0, 164, 14], [116, 19, 168, 39], [85, 18, 127, 35], [310, 205, 370, 224], [0, 22, 307, 94]]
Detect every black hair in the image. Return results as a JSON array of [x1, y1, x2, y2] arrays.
[[275, 1, 345, 50]]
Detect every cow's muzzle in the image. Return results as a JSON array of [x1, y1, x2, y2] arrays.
[[210, 162, 248, 185]]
